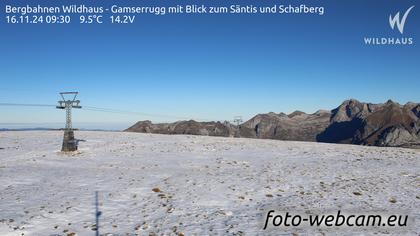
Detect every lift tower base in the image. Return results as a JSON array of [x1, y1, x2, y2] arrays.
[[62, 130, 77, 152]]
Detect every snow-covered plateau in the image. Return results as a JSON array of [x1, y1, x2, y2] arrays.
[[0, 131, 419, 236]]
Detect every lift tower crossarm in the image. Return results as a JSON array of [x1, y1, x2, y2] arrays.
[[56, 92, 82, 130]]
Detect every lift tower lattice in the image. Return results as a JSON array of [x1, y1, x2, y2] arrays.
[[56, 92, 81, 152]]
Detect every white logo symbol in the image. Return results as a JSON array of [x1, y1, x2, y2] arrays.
[[389, 6, 415, 34]]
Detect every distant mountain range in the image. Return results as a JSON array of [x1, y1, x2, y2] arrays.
[[125, 99, 420, 148], [0, 128, 56, 131], [0, 128, 116, 132]]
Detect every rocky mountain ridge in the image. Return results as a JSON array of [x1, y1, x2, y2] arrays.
[[125, 99, 420, 148]]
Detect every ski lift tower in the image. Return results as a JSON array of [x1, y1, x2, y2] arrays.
[[233, 116, 243, 138], [233, 116, 243, 126], [56, 92, 81, 152]]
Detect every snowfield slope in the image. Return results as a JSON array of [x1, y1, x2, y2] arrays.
[[0, 131, 419, 235]]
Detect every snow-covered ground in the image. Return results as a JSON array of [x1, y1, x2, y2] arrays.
[[0, 131, 419, 236]]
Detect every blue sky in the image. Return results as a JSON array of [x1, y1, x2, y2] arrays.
[[1, 0, 419, 129]]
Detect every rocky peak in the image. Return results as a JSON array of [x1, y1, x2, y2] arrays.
[[288, 110, 307, 118], [331, 99, 367, 122]]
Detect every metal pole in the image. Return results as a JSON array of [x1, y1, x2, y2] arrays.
[[95, 191, 100, 236]]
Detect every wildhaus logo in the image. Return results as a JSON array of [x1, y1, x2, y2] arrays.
[[364, 6, 415, 45], [389, 5, 415, 34]]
